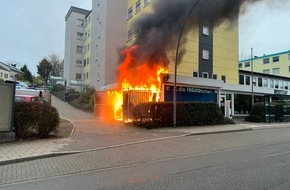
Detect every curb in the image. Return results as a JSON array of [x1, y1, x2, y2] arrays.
[[185, 127, 253, 136], [0, 151, 81, 166], [0, 127, 253, 166]]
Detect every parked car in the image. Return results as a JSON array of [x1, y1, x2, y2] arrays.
[[15, 95, 42, 103]]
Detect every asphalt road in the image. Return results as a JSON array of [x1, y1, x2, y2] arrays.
[[2, 127, 290, 190]]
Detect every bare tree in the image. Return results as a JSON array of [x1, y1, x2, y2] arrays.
[[48, 53, 64, 77]]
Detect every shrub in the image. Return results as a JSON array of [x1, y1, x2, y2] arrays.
[[14, 102, 37, 138], [51, 85, 95, 112], [14, 102, 60, 139], [34, 104, 60, 138], [131, 102, 225, 129], [245, 102, 265, 122]]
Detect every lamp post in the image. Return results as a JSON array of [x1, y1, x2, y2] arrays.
[[251, 47, 254, 107], [173, 0, 201, 127]]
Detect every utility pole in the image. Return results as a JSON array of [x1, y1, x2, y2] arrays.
[[251, 48, 254, 107]]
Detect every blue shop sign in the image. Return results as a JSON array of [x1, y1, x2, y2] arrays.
[[164, 85, 216, 102]]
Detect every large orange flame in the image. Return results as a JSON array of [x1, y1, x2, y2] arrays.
[[105, 45, 168, 121]]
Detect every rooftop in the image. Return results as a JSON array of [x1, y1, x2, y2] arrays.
[[240, 50, 290, 62]]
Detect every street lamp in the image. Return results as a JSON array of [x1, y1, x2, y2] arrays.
[[251, 48, 254, 107], [173, 0, 201, 127]]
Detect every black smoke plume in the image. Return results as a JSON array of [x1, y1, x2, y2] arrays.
[[123, 0, 262, 68]]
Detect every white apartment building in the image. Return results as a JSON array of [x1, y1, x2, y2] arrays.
[[64, 0, 128, 91]]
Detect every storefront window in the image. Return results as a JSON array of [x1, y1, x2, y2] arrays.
[[234, 94, 252, 114], [234, 94, 264, 115]]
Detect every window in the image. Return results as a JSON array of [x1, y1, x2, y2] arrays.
[[202, 72, 208, 78], [87, 43, 90, 52], [202, 26, 209, 36], [245, 76, 250, 85], [77, 19, 84, 26], [263, 58, 270, 64], [128, 7, 133, 19], [193, 71, 198, 77], [258, 78, 262, 87], [273, 56, 279, 62], [87, 58, 90, 65], [77, 32, 84, 40], [221, 75, 226, 83], [128, 29, 132, 41], [212, 74, 217, 79], [86, 72, 89, 79], [289, 66, 290, 72], [84, 59, 86, 66], [144, 0, 150, 6], [274, 80, 279, 89], [134, 27, 141, 37], [284, 81, 288, 90], [239, 75, 244, 85], [244, 62, 250, 67], [288, 54, 290, 60], [270, 79, 274, 88], [239, 63, 243, 68], [253, 77, 256, 86], [76, 73, 82, 80], [272, 68, 280, 75], [202, 50, 209, 60], [263, 78, 268, 87], [136, 0, 141, 13], [263, 69, 270, 74], [76, 59, 83, 67], [279, 80, 283, 89], [76, 46, 83, 53]]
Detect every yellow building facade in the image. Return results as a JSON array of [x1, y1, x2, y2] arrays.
[[127, 0, 239, 85], [239, 50, 290, 78]]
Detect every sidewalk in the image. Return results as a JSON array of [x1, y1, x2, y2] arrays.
[[0, 96, 289, 165]]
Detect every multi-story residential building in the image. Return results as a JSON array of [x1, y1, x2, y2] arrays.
[[64, 0, 128, 91], [239, 50, 290, 77], [127, 0, 239, 117]]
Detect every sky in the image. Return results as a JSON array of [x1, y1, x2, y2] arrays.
[[0, 0, 290, 75]]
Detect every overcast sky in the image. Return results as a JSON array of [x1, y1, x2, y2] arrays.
[[0, 1, 290, 75]]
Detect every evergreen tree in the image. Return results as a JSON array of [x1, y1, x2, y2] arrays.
[[20, 64, 33, 83]]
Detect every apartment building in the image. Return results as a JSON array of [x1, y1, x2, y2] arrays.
[[239, 50, 290, 77], [127, 0, 241, 117], [64, 0, 128, 91]]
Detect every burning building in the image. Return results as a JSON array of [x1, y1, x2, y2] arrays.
[[100, 0, 245, 120], [66, 0, 284, 121]]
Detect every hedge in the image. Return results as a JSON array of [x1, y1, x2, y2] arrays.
[[131, 102, 227, 128], [14, 102, 60, 138]]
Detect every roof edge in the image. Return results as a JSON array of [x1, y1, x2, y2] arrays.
[[65, 6, 91, 21]]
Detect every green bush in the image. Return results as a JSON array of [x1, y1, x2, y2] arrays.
[[66, 86, 95, 112], [14, 102, 60, 139], [34, 104, 60, 138], [245, 102, 265, 122], [131, 102, 226, 129], [51, 85, 94, 112], [14, 102, 37, 138]]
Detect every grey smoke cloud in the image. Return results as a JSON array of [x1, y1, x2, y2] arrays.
[[124, 0, 263, 68]]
